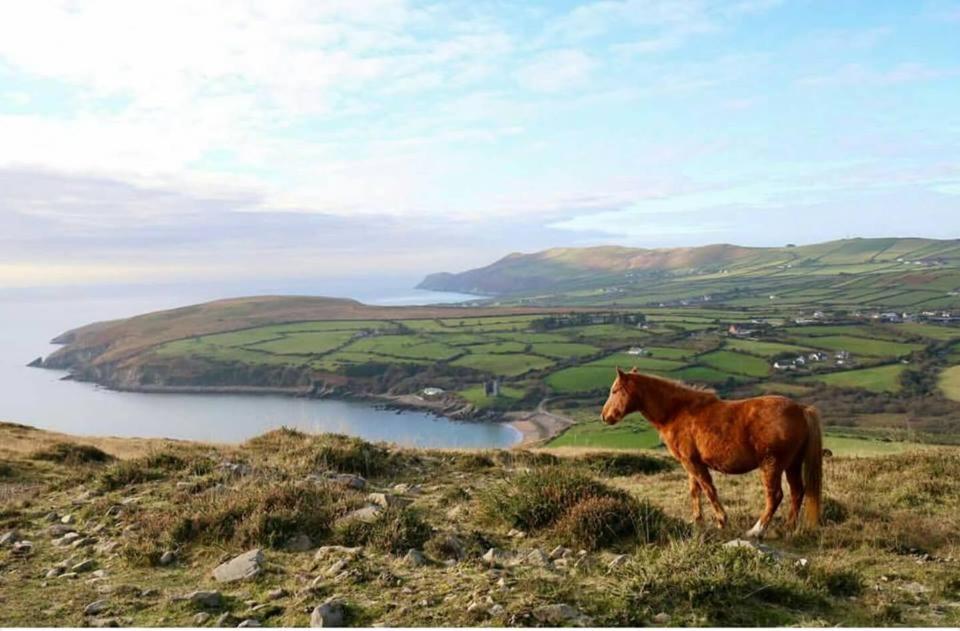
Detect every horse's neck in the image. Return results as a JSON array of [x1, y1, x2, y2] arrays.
[[630, 375, 696, 426]]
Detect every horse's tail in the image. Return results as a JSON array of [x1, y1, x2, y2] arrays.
[[802, 405, 823, 529]]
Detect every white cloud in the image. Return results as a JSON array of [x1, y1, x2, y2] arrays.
[[514, 49, 596, 92]]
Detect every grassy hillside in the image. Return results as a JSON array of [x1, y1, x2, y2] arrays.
[[2, 423, 959, 627], [418, 237, 960, 310]]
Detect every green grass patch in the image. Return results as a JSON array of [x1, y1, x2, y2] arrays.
[[464, 341, 527, 354], [938, 365, 960, 402], [451, 353, 554, 377], [699, 350, 770, 377], [801, 364, 907, 393], [547, 415, 662, 449], [789, 335, 924, 358], [530, 342, 600, 358], [458, 384, 526, 409], [670, 365, 746, 384], [248, 331, 356, 355], [725, 339, 811, 357]]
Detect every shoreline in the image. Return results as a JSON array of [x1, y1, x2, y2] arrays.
[[35, 371, 574, 447]]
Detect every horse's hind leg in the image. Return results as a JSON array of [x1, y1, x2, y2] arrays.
[[746, 462, 784, 538], [785, 459, 804, 530]]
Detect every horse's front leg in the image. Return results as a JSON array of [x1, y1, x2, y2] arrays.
[[688, 474, 703, 524], [689, 462, 727, 528]]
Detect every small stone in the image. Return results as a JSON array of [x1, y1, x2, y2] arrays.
[[213, 549, 264, 583], [482, 548, 510, 568], [237, 620, 261, 628], [47, 525, 75, 537], [608, 554, 628, 568], [89, 618, 119, 628], [59, 572, 79, 580], [506, 528, 526, 538], [0, 530, 19, 546], [332, 474, 366, 490], [186, 590, 223, 608], [46, 566, 65, 578], [215, 613, 238, 628], [653, 612, 670, 624], [285, 533, 313, 552], [900, 581, 930, 594], [723, 538, 782, 560], [548, 545, 569, 560], [367, 492, 406, 508], [325, 559, 349, 577], [84, 600, 109, 616], [313, 546, 362, 563], [526, 549, 550, 566], [403, 549, 427, 567], [61, 514, 75, 525], [533, 603, 588, 626], [310, 597, 346, 627], [141, 588, 160, 598], [57, 532, 81, 546], [72, 559, 96, 573], [44, 511, 60, 522], [336, 505, 382, 526], [488, 604, 505, 616], [12, 540, 33, 555], [158, 550, 176, 566], [70, 537, 95, 549], [193, 612, 212, 625], [795, 558, 809, 569], [267, 588, 287, 601], [92, 569, 108, 579]]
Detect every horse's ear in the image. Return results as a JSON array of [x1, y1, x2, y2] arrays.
[[615, 366, 625, 378], [630, 366, 638, 373]]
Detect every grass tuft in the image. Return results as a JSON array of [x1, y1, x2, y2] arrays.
[[30, 442, 114, 466], [573, 452, 674, 476], [334, 506, 433, 554]]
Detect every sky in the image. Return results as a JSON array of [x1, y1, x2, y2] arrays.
[[0, 0, 958, 289]]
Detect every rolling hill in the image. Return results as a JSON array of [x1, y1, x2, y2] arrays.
[[418, 237, 960, 309]]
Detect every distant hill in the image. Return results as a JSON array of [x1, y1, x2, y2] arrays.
[[418, 237, 960, 307]]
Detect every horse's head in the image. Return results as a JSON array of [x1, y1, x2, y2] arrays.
[[600, 366, 637, 425]]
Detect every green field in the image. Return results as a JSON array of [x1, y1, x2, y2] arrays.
[[450, 353, 554, 377], [457, 384, 526, 409], [787, 334, 924, 358], [547, 415, 662, 449], [939, 365, 960, 402], [529, 342, 600, 358], [698, 350, 771, 377], [802, 364, 907, 393], [724, 339, 811, 357]]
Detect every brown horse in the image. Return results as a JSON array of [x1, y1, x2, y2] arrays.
[[600, 368, 822, 537]]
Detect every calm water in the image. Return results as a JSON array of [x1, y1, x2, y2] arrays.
[[0, 280, 520, 447]]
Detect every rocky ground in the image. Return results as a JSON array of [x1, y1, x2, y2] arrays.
[[1, 421, 959, 627]]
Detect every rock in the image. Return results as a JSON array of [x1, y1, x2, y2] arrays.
[[44, 511, 60, 522], [392, 482, 418, 494], [193, 612, 212, 625], [311, 597, 346, 627], [653, 612, 671, 624], [59, 572, 79, 580], [185, 590, 223, 608], [285, 534, 313, 552], [92, 569, 108, 579], [336, 505, 382, 525], [325, 558, 350, 577], [46, 566, 65, 578], [96, 541, 121, 555], [70, 537, 95, 549], [84, 600, 109, 616], [237, 620, 261, 628], [220, 462, 253, 477], [213, 549, 264, 583], [526, 549, 550, 566], [313, 546, 362, 563], [488, 604, 505, 616], [140, 588, 159, 598], [12, 540, 33, 555], [61, 514, 75, 525], [548, 545, 570, 560], [56, 532, 81, 546], [215, 613, 238, 627], [47, 525, 76, 538], [507, 528, 526, 538], [332, 474, 366, 490], [72, 559, 96, 573], [89, 618, 119, 628], [533, 603, 589, 626], [403, 549, 427, 567], [795, 558, 809, 569], [267, 588, 287, 601], [158, 550, 176, 566], [367, 492, 407, 508], [608, 554, 628, 568], [482, 548, 510, 568], [0, 530, 20, 546], [723, 538, 782, 560]]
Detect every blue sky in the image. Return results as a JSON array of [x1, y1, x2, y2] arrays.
[[0, 0, 958, 287]]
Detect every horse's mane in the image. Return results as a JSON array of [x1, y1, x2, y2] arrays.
[[628, 371, 719, 404]]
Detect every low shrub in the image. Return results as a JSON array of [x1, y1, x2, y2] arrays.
[[0, 461, 13, 478], [821, 497, 848, 524], [31, 442, 114, 466], [311, 435, 397, 478], [812, 567, 864, 597], [479, 466, 682, 549], [126, 480, 359, 564], [573, 452, 673, 476], [334, 506, 432, 554], [98, 450, 212, 491]]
